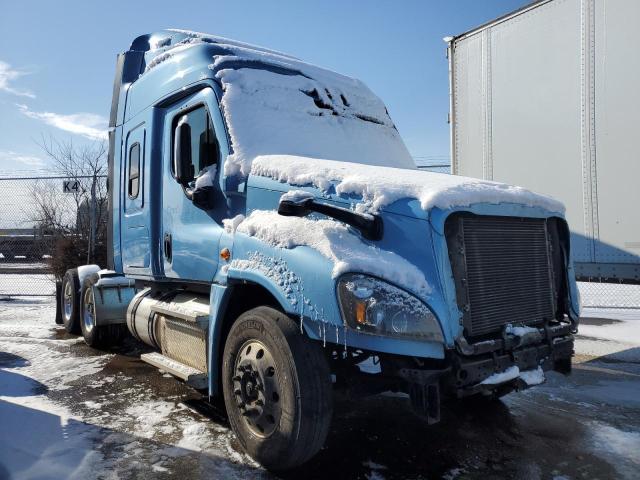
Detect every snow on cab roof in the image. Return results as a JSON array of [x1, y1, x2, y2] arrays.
[[140, 29, 416, 176]]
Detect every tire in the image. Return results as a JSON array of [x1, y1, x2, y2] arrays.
[[222, 306, 333, 471], [60, 269, 81, 334], [80, 274, 126, 348]]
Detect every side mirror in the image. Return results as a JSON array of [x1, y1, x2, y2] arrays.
[[174, 120, 194, 186]]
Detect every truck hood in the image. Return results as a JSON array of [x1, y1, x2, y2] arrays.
[[247, 155, 565, 219]]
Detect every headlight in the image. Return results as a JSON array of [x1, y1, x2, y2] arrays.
[[337, 274, 443, 342]]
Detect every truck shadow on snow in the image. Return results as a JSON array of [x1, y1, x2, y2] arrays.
[[0, 398, 269, 480], [0, 349, 266, 479]]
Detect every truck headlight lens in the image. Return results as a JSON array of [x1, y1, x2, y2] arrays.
[[337, 274, 443, 342]]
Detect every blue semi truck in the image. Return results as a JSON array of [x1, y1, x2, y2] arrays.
[[57, 30, 579, 469]]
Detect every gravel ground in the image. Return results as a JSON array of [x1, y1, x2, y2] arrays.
[[1, 298, 639, 480]]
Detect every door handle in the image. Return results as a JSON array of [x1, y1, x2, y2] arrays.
[[164, 233, 172, 263]]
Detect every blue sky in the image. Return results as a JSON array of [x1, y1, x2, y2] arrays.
[[0, 0, 528, 173]]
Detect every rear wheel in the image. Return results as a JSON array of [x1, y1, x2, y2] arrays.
[[222, 306, 333, 470], [80, 275, 126, 348], [60, 269, 80, 334]]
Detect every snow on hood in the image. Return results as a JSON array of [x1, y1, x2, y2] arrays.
[[235, 210, 431, 296], [251, 155, 565, 214]]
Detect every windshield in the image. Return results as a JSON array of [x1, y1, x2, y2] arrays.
[[216, 67, 416, 177]]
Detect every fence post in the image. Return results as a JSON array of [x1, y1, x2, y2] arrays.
[[88, 173, 97, 264]]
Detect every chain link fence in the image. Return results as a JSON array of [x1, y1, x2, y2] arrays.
[[416, 163, 451, 174], [0, 174, 107, 298], [578, 281, 640, 310]]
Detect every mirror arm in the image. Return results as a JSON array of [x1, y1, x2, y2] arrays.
[[278, 198, 383, 241]]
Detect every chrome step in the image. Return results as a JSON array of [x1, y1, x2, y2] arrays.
[[140, 352, 207, 390]]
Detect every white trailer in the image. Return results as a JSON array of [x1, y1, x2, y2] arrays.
[[447, 0, 640, 283]]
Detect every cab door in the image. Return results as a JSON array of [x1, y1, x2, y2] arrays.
[[161, 88, 227, 282], [121, 122, 152, 275]]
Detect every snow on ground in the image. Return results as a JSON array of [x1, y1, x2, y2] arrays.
[[574, 306, 640, 366], [589, 422, 640, 475], [1, 291, 639, 479], [0, 299, 265, 479], [579, 307, 640, 345], [251, 155, 564, 214]]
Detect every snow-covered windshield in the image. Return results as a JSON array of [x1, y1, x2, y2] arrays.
[[216, 67, 416, 177]]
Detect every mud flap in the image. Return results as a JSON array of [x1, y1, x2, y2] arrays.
[[409, 383, 440, 424], [55, 281, 63, 324]]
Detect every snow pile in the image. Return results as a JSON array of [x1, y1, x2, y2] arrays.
[[223, 214, 245, 234], [144, 42, 195, 72], [166, 29, 299, 60], [280, 189, 314, 203], [251, 155, 565, 214], [176, 421, 211, 451], [125, 401, 176, 439], [235, 210, 431, 295], [480, 365, 546, 386], [519, 366, 546, 386], [505, 324, 540, 337], [194, 164, 218, 189], [481, 366, 520, 385]]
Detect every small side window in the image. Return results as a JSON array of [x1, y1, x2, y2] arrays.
[[128, 143, 140, 199]]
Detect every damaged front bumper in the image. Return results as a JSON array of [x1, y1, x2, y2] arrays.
[[449, 322, 574, 397], [383, 322, 574, 424]]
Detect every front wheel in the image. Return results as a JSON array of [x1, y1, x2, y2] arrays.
[[222, 306, 333, 471]]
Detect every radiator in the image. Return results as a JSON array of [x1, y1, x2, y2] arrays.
[[445, 213, 558, 338]]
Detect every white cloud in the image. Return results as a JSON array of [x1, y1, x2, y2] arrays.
[[0, 150, 46, 168], [17, 104, 108, 141], [0, 61, 36, 98]]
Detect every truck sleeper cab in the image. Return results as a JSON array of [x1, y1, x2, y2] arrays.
[[56, 29, 579, 470]]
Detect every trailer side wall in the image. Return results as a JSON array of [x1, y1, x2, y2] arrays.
[[450, 0, 640, 282]]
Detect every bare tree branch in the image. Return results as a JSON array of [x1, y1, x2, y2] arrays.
[[30, 136, 108, 272]]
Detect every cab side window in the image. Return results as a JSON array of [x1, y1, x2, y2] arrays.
[[128, 142, 140, 198], [173, 106, 219, 181]]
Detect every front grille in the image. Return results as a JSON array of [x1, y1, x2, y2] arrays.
[[445, 213, 558, 338]]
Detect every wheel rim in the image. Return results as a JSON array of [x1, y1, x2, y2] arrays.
[[82, 286, 96, 334], [232, 340, 281, 437], [63, 280, 73, 321]]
